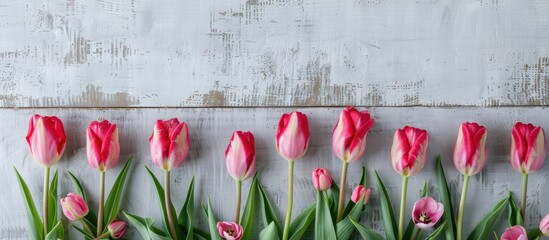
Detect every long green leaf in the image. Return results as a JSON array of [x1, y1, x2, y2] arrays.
[[47, 170, 58, 232], [436, 156, 457, 240], [425, 221, 447, 240], [404, 181, 428, 240], [104, 157, 133, 228], [145, 166, 180, 238], [193, 227, 211, 240], [68, 171, 98, 226], [259, 221, 281, 240], [507, 193, 523, 226], [289, 204, 315, 240], [315, 190, 337, 240], [178, 177, 195, 240], [14, 167, 43, 240], [124, 211, 152, 240], [342, 167, 368, 219], [240, 175, 258, 240], [72, 224, 95, 240], [350, 218, 385, 240], [257, 179, 282, 237], [467, 194, 510, 240], [205, 200, 223, 240], [527, 228, 542, 239], [336, 191, 366, 240], [374, 170, 398, 240], [327, 178, 340, 223], [44, 220, 63, 240]]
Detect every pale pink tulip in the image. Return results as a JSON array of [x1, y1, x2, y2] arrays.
[[25, 114, 66, 167], [217, 221, 243, 240], [391, 126, 429, 177], [540, 213, 549, 236], [501, 225, 528, 240], [412, 196, 444, 230], [225, 131, 256, 181], [511, 122, 547, 174], [276, 111, 310, 161], [150, 118, 190, 171], [332, 106, 375, 163], [87, 120, 120, 171], [453, 122, 487, 176], [312, 168, 332, 191], [60, 193, 88, 221], [351, 185, 371, 205], [108, 220, 127, 239]]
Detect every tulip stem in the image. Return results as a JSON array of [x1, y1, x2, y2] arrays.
[[282, 161, 294, 240], [457, 174, 470, 240], [95, 232, 111, 240], [520, 173, 528, 220], [164, 170, 177, 239], [97, 171, 105, 237], [235, 180, 242, 224], [398, 176, 408, 240], [43, 167, 50, 235], [336, 161, 349, 223], [411, 228, 421, 240]]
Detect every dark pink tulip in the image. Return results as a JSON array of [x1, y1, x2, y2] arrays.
[[217, 221, 243, 240], [332, 106, 375, 163], [412, 196, 444, 230], [276, 111, 310, 161], [150, 118, 190, 171], [225, 131, 256, 181], [511, 122, 546, 174], [501, 225, 527, 240], [312, 168, 332, 191], [108, 220, 127, 239], [87, 120, 120, 171], [25, 114, 66, 167], [60, 193, 88, 221], [453, 122, 487, 176], [350, 185, 371, 205], [391, 126, 429, 177]]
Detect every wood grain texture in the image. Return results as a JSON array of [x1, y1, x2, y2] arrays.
[[3, 107, 549, 239], [1, 0, 549, 107]]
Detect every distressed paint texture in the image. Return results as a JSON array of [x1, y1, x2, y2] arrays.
[[3, 108, 549, 239], [1, 0, 549, 107]]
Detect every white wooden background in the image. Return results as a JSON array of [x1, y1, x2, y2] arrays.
[[2, 0, 549, 239]]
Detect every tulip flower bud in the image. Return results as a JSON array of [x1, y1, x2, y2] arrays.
[[412, 196, 444, 230], [312, 168, 332, 191], [351, 185, 371, 205], [225, 131, 256, 181], [25, 114, 66, 167], [108, 220, 128, 239], [217, 221, 243, 240], [87, 120, 120, 172], [540, 213, 549, 236], [511, 122, 547, 174], [276, 111, 310, 161], [332, 106, 375, 163], [453, 122, 487, 176], [60, 193, 89, 221], [150, 118, 190, 171], [501, 225, 528, 240], [391, 126, 429, 177]]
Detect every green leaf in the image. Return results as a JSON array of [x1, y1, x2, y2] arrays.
[[315, 190, 337, 240], [336, 191, 366, 240], [104, 157, 133, 228], [342, 167, 367, 219], [47, 170, 59, 232], [72, 224, 95, 240], [205, 199, 223, 240], [373, 170, 398, 240], [527, 228, 542, 239], [145, 166, 180, 239], [44, 220, 63, 240], [507, 193, 523, 226], [14, 167, 43, 240], [240, 175, 258, 240], [349, 218, 385, 240], [403, 181, 428, 240], [425, 221, 447, 240], [177, 177, 195, 240], [193, 227, 211, 240], [327, 179, 340, 223], [289, 203, 315, 240], [124, 211, 152, 240], [68, 171, 98, 227], [467, 193, 510, 240], [259, 221, 281, 240], [436, 156, 457, 240], [257, 179, 282, 237]]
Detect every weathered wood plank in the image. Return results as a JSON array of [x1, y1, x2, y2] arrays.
[[1, 0, 548, 107], [3, 107, 549, 239]]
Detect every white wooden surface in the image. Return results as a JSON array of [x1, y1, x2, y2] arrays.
[[3, 108, 549, 239], [1, 0, 549, 107]]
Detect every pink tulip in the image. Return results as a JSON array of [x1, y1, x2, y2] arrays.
[[276, 111, 310, 161], [25, 114, 66, 167], [511, 122, 547, 174], [332, 106, 375, 163], [540, 213, 549, 236], [150, 118, 190, 171], [391, 126, 429, 177], [108, 220, 128, 239], [501, 225, 528, 240], [312, 168, 332, 191], [217, 221, 243, 240], [60, 193, 88, 221], [412, 196, 444, 230], [453, 122, 487, 176], [351, 185, 371, 205], [225, 131, 256, 181], [87, 120, 120, 172]]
